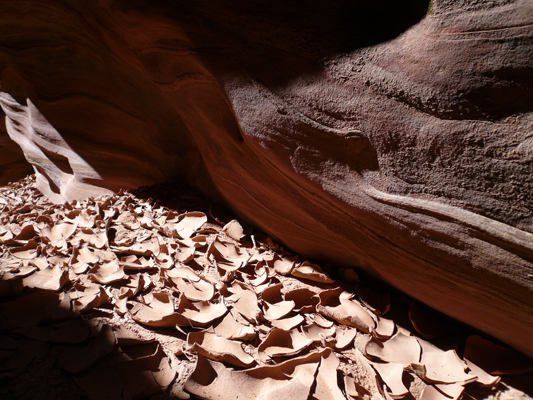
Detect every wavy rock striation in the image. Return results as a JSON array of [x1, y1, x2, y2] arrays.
[[1, 0, 532, 356]]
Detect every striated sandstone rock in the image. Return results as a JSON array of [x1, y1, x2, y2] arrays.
[[0, 0, 532, 356]]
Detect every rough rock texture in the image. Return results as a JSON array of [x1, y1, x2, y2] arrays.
[[0, 0, 532, 357], [4, 177, 530, 400]]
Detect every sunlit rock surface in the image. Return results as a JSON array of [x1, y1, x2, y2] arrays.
[[0, 0, 532, 356]]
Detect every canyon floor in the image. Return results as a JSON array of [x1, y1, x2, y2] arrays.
[[0, 175, 532, 400]]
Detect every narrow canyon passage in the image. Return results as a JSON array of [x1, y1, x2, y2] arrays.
[[0, 1, 532, 397], [1, 176, 532, 400]]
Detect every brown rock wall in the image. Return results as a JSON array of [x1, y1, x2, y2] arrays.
[[1, 0, 532, 355]]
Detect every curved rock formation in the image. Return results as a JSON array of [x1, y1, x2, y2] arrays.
[[1, 0, 532, 356]]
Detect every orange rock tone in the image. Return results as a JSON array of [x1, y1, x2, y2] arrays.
[[1, 0, 532, 357]]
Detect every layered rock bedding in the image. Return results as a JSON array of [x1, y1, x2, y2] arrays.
[[1, 0, 532, 359], [1, 176, 532, 400]]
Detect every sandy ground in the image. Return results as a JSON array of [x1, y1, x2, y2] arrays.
[[1, 175, 532, 400]]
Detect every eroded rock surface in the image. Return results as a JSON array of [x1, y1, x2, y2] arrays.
[[0, 0, 532, 356]]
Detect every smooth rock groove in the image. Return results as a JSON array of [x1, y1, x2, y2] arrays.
[[1, 0, 532, 356]]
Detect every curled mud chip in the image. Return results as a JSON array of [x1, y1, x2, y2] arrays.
[[213, 312, 256, 341], [308, 313, 334, 328], [187, 331, 255, 367], [10, 238, 39, 259], [302, 323, 336, 343], [0, 227, 14, 243], [208, 236, 250, 271], [222, 219, 245, 241], [290, 261, 334, 283], [419, 384, 462, 400], [166, 265, 214, 301], [30, 255, 49, 270], [176, 294, 228, 326], [366, 332, 421, 365], [263, 300, 296, 321], [267, 254, 296, 275], [262, 282, 284, 303], [271, 315, 305, 331], [285, 288, 319, 313], [72, 210, 96, 229], [318, 288, 376, 333], [120, 256, 157, 272], [312, 349, 346, 400], [247, 262, 269, 286], [121, 212, 141, 231], [334, 326, 357, 350], [374, 316, 396, 340], [71, 283, 110, 312], [185, 351, 322, 400], [75, 228, 108, 249], [231, 287, 262, 323], [1, 224, 37, 245], [131, 292, 181, 327], [464, 359, 501, 387], [163, 211, 207, 239], [120, 273, 150, 299], [89, 258, 125, 284], [70, 244, 99, 274], [1, 264, 36, 280], [258, 328, 313, 360], [174, 244, 195, 263], [417, 339, 473, 384], [371, 361, 409, 399], [23, 263, 69, 291], [39, 221, 78, 243], [122, 236, 161, 257], [154, 250, 174, 269], [434, 383, 465, 400], [344, 375, 364, 399]]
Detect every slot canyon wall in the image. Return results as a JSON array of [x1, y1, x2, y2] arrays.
[[1, 0, 533, 356]]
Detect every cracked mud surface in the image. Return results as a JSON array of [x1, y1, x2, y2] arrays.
[[1, 175, 532, 400]]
